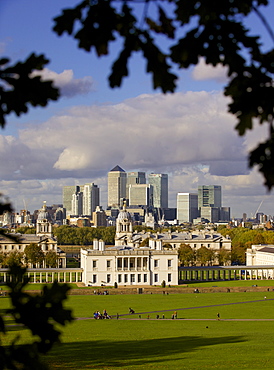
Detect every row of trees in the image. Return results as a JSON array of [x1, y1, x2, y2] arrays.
[[0, 243, 58, 268], [53, 225, 116, 245], [178, 244, 231, 266], [218, 227, 274, 264]]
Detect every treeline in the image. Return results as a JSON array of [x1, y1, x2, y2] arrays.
[[53, 226, 116, 245], [218, 227, 274, 264], [0, 243, 57, 268], [178, 244, 231, 266]]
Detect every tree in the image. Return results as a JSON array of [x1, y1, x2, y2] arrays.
[[196, 246, 215, 266], [4, 251, 24, 267], [0, 265, 74, 369], [45, 250, 58, 268], [52, 0, 274, 189], [178, 243, 195, 266], [24, 243, 44, 267], [0, 54, 59, 128], [217, 249, 231, 266]]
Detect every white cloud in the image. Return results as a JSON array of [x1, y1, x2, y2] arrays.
[[0, 91, 273, 216], [31, 68, 94, 97], [192, 58, 228, 83]]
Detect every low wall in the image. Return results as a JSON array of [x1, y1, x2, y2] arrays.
[[69, 285, 274, 295]]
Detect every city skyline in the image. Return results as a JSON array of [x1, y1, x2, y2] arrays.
[[1, 1, 274, 218]]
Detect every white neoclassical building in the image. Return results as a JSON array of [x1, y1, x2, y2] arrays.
[[81, 204, 178, 286]]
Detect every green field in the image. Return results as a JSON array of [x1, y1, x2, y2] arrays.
[[2, 289, 274, 369]]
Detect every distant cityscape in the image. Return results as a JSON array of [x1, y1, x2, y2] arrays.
[[0, 165, 273, 228]]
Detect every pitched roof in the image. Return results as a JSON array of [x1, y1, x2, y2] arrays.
[[110, 165, 125, 172], [258, 246, 274, 254]]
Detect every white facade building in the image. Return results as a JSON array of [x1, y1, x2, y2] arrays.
[[81, 203, 178, 286]]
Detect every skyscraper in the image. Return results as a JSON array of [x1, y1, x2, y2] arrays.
[[108, 165, 127, 208], [71, 191, 83, 216], [126, 171, 146, 199], [63, 185, 80, 214], [198, 185, 221, 209], [128, 184, 153, 207], [148, 173, 168, 208], [83, 183, 99, 216], [177, 193, 199, 223]]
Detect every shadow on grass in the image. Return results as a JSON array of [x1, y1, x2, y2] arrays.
[[46, 335, 245, 368]]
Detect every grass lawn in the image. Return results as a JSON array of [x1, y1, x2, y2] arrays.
[[2, 290, 274, 369]]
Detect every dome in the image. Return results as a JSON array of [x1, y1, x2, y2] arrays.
[[117, 202, 132, 221], [37, 201, 52, 222]]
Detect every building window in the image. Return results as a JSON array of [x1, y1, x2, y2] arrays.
[[107, 274, 111, 283], [154, 260, 159, 268], [92, 260, 97, 268], [168, 259, 172, 267], [18, 245, 21, 250], [138, 274, 141, 283], [154, 274, 158, 283], [118, 274, 122, 283], [107, 260, 111, 268], [144, 274, 147, 283], [130, 274, 135, 283], [93, 275, 97, 284], [11, 245, 14, 250], [124, 274, 128, 283], [168, 273, 172, 282]]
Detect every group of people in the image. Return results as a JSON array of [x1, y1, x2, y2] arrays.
[[93, 309, 111, 319]]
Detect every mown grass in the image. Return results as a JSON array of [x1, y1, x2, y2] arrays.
[[2, 291, 274, 369]]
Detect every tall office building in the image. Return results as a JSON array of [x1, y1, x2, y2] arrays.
[[108, 165, 127, 208], [126, 171, 146, 199], [63, 185, 80, 214], [198, 185, 221, 209], [177, 193, 199, 223], [83, 183, 100, 216], [71, 191, 83, 216], [128, 184, 153, 207], [148, 173, 168, 208]]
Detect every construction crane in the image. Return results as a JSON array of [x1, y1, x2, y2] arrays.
[[252, 200, 264, 219]]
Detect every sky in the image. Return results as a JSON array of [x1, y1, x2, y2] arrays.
[[1, 0, 274, 218]]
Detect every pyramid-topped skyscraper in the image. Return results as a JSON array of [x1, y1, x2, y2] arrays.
[[108, 165, 127, 208]]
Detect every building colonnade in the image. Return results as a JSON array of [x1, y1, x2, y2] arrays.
[[179, 265, 274, 281], [0, 268, 83, 284]]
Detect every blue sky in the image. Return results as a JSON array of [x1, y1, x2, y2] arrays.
[[1, 0, 274, 218]]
